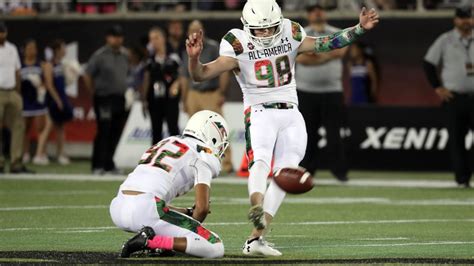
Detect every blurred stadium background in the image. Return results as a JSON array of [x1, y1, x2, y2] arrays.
[[0, 0, 473, 264], [2, 0, 473, 171]]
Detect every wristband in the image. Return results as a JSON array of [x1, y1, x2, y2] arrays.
[[355, 24, 366, 35], [186, 207, 194, 217]]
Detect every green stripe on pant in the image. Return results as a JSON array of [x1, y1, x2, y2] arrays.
[[155, 197, 219, 244], [244, 107, 254, 169]]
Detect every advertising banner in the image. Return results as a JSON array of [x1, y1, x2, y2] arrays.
[[68, 103, 468, 171], [113, 102, 246, 169]]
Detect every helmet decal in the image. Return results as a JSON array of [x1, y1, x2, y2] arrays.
[[197, 145, 213, 154], [212, 121, 228, 140], [183, 110, 230, 159]]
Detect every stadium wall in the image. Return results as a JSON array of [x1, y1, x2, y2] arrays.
[[111, 102, 467, 171], [4, 17, 460, 171], [5, 17, 452, 105]]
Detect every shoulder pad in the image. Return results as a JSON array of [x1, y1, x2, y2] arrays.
[[222, 31, 244, 56], [290, 20, 303, 42], [197, 149, 221, 177]]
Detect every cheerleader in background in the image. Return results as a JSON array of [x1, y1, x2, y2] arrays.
[[43, 39, 74, 165], [20, 39, 59, 165], [347, 42, 380, 105]]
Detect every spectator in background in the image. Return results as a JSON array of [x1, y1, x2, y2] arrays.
[[296, 4, 349, 182], [43, 39, 74, 165], [84, 25, 128, 175], [181, 20, 233, 174], [126, 44, 146, 110], [372, 0, 395, 10], [151, 1, 189, 12], [423, 6, 473, 188], [0, 21, 31, 173], [0, 0, 36, 15], [224, 0, 244, 10], [36, 1, 70, 13], [166, 20, 185, 56], [19, 39, 52, 165], [142, 27, 181, 144], [127, 45, 146, 90], [74, 1, 117, 14], [347, 42, 379, 105]]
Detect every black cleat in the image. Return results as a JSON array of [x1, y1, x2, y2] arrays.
[[120, 227, 156, 258], [336, 175, 349, 182], [457, 182, 471, 188], [10, 165, 35, 174]]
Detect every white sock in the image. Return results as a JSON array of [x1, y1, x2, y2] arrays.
[[248, 160, 270, 196], [263, 179, 286, 217], [185, 236, 224, 258]]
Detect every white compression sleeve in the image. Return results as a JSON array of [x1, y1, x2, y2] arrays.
[[248, 160, 270, 196], [185, 236, 224, 258], [263, 179, 286, 217]]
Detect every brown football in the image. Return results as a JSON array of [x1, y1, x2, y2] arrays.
[[273, 167, 314, 194]]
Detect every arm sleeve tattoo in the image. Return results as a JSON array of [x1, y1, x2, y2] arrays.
[[314, 24, 365, 53]]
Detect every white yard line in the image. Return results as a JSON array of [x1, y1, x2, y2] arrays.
[[56, 230, 106, 233], [0, 226, 115, 232], [0, 219, 473, 232], [0, 174, 461, 188], [282, 219, 474, 225], [353, 237, 410, 241], [0, 205, 108, 211], [207, 218, 474, 226], [211, 197, 474, 206], [0, 174, 127, 182], [343, 241, 474, 247], [1, 196, 472, 212], [267, 235, 312, 238], [321, 179, 459, 188], [276, 241, 474, 249], [0, 190, 104, 196]]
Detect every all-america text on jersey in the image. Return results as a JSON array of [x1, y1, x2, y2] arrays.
[[248, 42, 293, 60]]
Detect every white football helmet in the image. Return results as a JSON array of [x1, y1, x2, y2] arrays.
[[183, 110, 230, 159], [241, 0, 283, 48]]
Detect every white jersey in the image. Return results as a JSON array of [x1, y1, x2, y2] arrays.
[[120, 136, 221, 203], [219, 19, 307, 108]]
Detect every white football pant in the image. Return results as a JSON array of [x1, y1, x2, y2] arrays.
[[109, 191, 224, 258]]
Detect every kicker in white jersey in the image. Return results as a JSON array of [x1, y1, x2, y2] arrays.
[[219, 18, 307, 107]]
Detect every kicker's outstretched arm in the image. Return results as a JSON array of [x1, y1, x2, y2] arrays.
[[313, 24, 365, 53], [298, 7, 379, 54], [186, 30, 238, 82]]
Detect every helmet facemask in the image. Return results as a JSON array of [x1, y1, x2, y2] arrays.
[[243, 18, 283, 48]]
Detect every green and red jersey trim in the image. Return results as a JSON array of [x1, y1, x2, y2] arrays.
[[244, 107, 255, 168], [154, 197, 219, 244]]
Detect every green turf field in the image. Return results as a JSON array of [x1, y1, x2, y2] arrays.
[[0, 171, 473, 264]]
